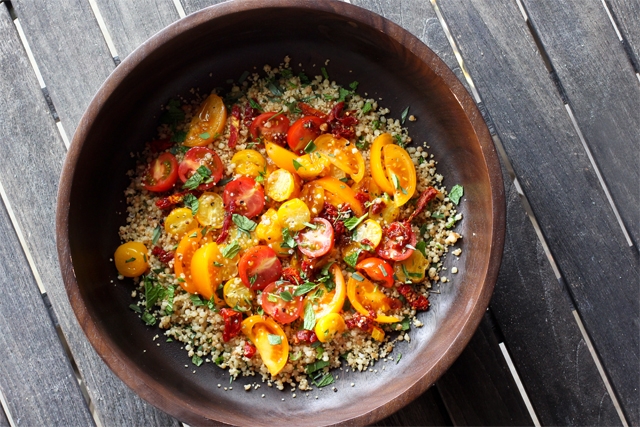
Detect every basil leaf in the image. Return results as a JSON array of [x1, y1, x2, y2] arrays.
[[279, 291, 293, 302], [249, 98, 263, 112], [281, 228, 297, 249], [267, 334, 282, 345], [292, 159, 303, 171], [343, 212, 368, 231], [415, 241, 427, 258], [400, 106, 410, 124], [183, 193, 199, 215], [192, 354, 204, 367], [152, 225, 162, 245], [221, 241, 241, 259], [305, 359, 329, 375], [294, 282, 318, 297], [313, 373, 335, 388], [144, 276, 165, 310], [232, 214, 257, 234], [449, 184, 464, 205], [303, 302, 316, 330], [304, 140, 316, 153], [343, 251, 360, 268], [141, 312, 156, 326]]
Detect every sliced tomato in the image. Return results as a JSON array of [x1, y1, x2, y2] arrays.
[[223, 177, 265, 218], [174, 228, 207, 293], [241, 315, 289, 376], [314, 134, 365, 182], [356, 257, 394, 288], [287, 116, 325, 153], [143, 152, 178, 192], [347, 275, 401, 323], [296, 218, 334, 258], [376, 221, 416, 261], [260, 281, 304, 324], [184, 93, 227, 147], [250, 112, 290, 144], [238, 245, 282, 290], [220, 307, 242, 342], [304, 264, 346, 320], [178, 147, 223, 190]]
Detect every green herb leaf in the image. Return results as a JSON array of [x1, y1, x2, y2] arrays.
[[313, 373, 335, 388], [281, 228, 297, 249], [431, 212, 445, 219], [292, 159, 303, 171], [303, 302, 316, 330], [125, 257, 136, 263], [400, 106, 410, 124], [279, 291, 293, 302], [415, 241, 427, 258], [362, 101, 372, 114], [248, 98, 263, 112], [344, 250, 360, 268], [232, 214, 257, 235], [400, 316, 411, 331], [303, 221, 317, 230], [394, 134, 404, 147], [190, 294, 205, 306], [337, 87, 351, 102], [192, 354, 204, 367], [144, 276, 166, 310], [352, 272, 365, 282], [396, 353, 402, 364], [170, 131, 187, 143], [372, 120, 380, 130], [267, 81, 283, 96], [349, 81, 359, 90], [449, 184, 464, 205], [294, 282, 318, 296], [299, 72, 310, 85], [183, 165, 212, 190], [199, 132, 210, 139], [129, 304, 142, 313], [267, 334, 282, 345], [238, 70, 249, 83], [378, 264, 389, 277], [141, 311, 156, 326], [289, 351, 302, 361], [164, 285, 175, 316], [321, 67, 329, 80], [249, 274, 257, 285], [343, 212, 368, 231], [214, 355, 224, 366], [183, 193, 199, 215], [304, 140, 316, 153], [305, 359, 329, 375], [160, 99, 185, 125], [221, 241, 241, 259], [152, 225, 162, 246]]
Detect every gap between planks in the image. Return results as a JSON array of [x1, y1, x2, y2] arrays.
[[431, 0, 631, 425]]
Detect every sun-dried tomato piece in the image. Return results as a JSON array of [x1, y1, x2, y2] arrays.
[[407, 186, 439, 223], [220, 308, 243, 342], [149, 139, 173, 153], [345, 312, 374, 332], [398, 285, 430, 311], [301, 258, 317, 280], [298, 102, 327, 120], [155, 190, 200, 210], [243, 100, 260, 127], [281, 267, 302, 285], [228, 105, 242, 149], [243, 342, 256, 358], [152, 246, 174, 263], [291, 329, 318, 345], [355, 191, 369, 205], [216, 199, 236, 244]]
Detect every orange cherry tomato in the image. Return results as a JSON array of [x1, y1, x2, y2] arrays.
[[356, 257, 394, 288], [260, 281, 304, 324], [178, 147, 224, 190], [114, 242, 148, 277], [142, 152, 178, 192], [314, 177, 365, 216], [314, 313, 346, 343], [250, 112, 290, 143], [174, 228, 207, 293], [383, 144, 416, 207], [184, 93, 226, 147], [238, 246, 282, 290], [314, 134, 365, 182], [242, 315, 289, 376], [370, 133, 395, 194], [300, 182, 325, 217], [265, 141, 298, 174], [190, 242, 224, 301], [296, 218, 334, 258], [304, 264, 346, 320], [347, 275, 401, 323], [287, 116, 324, 153], [223, 177, 265, 218]]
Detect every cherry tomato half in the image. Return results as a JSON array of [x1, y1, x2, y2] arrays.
[[241, 315, 289, 376], [250, 112, 290, 144], [238, 245, 282, 290], [261, 281, 304, 324], [356, 258, 394, 288], [287, 116, 325, 153], [142, 152, 178, 192], [375, 221, 416, 261], [296, 217, 334, 258], [178, 147, 223, 190], [223, 176, 265, 219]]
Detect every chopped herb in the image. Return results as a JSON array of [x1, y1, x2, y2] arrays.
[[129, 304, 142, 313], [299, 72, 310, 85], [313, 373, 335, 388], [316, 346, 325, 357], [170, 131, 187, 143], [321, 67, 329, 80], [192, 354, 204, 367], [400, 316, 411, 331], [339, 177, 349, 183], [431, 212, 445, 219], [214, 355, 224, 366], [279, 291, 293, 302], [144, 276, 165, 310], [141, 312, 156, 326], [280, 68, 293, 78], [190, 294, 205, 306], [216, 176, 233, 187], [249, 274, 257, 285], [400, 106, 410, 124], [449, 184, 464, 205], [213, 261, 223, 267], [394, 134, 404, 147], [416, 241, 427, 258], [349, 81, 359, 90], [281, 228, 297, 249], [303, 302, 316, 330], [402, 264, 422, 279], [305, 359, 329, 375], [176, 277, 185, 283], [292, 159, 303, 171], [378, 264, 388, 277], [351, 272, 365, 282], [343, 212, 368, 231], [248, 98, 263, 112], [267, 293, 278, 303], [232, 214, 257, 235], [125, 257, 136, 263], [160, 99, 185, 125], [362, 101, 372, 114], [267, 81, 284, 96], [304, 140, 316, 153], [396, 353, 402, 364], [356, 136, 369, 150], [166, 338, 173, 342], [294, 282, 318, 296], [267, 334, 282, 345], [343, 250, 360, 268], [289, 351, 302, 361], [199, 132, 210, 139], [221, 241, 241, 259], [372, 120, 380, 130], [183, 193, 199, 215], [238, 70, 250, 83], [337, 87, 351, 102], [303, 221, 317, 230], [419, 223, 429, 238], [164, 285, 175, 315], [418, 156, 426, 165], [183, 165, 212, 190], [152, 225, 162, 245]]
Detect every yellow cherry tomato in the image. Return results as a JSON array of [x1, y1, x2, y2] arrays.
[[255, 208, 283, 244], [347, 275, 401, 323], [351, 175, 382, 200], [277, 198, 310, 231], [174, 228, 208, 293], [314, 134, 365, 182], [232, 149, 266, 178], [315, 313, 346, 343], [305, 264, 346, 320], [184, 93, 227, 147], [242, 315, 289, 376], [268, 240, 293, 258], [383, 143, 416, 207], [265, 142, 298, 174], [371, 325, 385, 342], [164, 207, 198, 238], [266, 168, 300, 202], [394, 250, 429, 284], [190, 242, 225, 301], [368, 194, 400, 226], [300, 182, 325, 217], [114, 242, 148, 277], [195, 192, 224, 228], [370, 133, 395, 194], [294, 152, 331, 180], [353, 219, 383, 249], [314, 177, 365, 216], [223, 277, 254, 311], [227, 224, 259, 254]]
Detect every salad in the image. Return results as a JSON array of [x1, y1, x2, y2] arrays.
[[114, 57, 463, 391]]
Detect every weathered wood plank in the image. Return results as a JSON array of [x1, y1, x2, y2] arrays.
[[0, 10, 94, 427], [0, 406, 9, 427], [522, 0, 640, 245], [4, 2, 182, 426], [94, 0, 179, 60], [607, 0, 640, 69], [375, 387, 452, 427], [437, 0, 639, 424], [181, 0, 228, 15]]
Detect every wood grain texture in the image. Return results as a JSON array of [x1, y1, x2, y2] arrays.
[[94, 0, 179, 60], [11, 0, 114, 136], [437, 0, 639, 424], [607, 0, 640, 69], [522, 0, 640, 244], [0, 12, 94, 426], [374, 387, 452, 427], [1, 3, 182, 426], [180, 0, 227, 15]]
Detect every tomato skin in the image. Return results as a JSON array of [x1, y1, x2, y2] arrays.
[[347, 275, 401, 323], [376, 221, 416, 261], [220, 308, 243, 342], [287, 116, 324, 153], [296, 218, 334, 258], [304, 264, 346, 320], [178, 147, 223, 190], [143, 152, 178, 192], [250, 112, 290, 144], [238, 246, 282, 290], [356, 258, 394, 288], [114, 242, 148, 277], [184, 93, 226, 147], [241, 315, 289, 376], [243, 342, 257, 358], [260, 281, 304, 324], [223, 177, 265, 218]]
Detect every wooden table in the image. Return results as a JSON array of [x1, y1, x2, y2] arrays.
[[0, 0, 637, 425]]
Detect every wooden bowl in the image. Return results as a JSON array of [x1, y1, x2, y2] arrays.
[[56, 1, 505, 425]]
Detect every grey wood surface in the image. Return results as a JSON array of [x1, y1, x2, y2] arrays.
[[0, 9, 94, 427], [437, 0, 638, 425], [607, 0, 640, 70]]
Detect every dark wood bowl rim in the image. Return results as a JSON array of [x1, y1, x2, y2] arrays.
[[56, 0, 505, 425]]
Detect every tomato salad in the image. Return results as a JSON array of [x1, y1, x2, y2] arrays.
[[115, 58, 463, 391]]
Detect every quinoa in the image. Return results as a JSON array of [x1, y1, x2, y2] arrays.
[[115, 57, 463, 391]]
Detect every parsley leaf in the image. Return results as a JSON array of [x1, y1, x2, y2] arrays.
[[449, 184, 464, 205], [232, 214, 257, 235], [337, 87, 351, 102], [303, 302, 316, 330], [343, 212, 368, 231], [192, 354, 204, 367], [183, 193, 199, 215], [400, 106, 410, 124]]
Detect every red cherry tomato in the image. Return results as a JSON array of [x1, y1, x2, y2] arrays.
[[375, 221, 416, 261], [250, 112, 290, 144], [296, 218, 334, 258], [178, 147, 223, 190], [223, 177, 265, 218], [143, 152, 178, 192], [287, 116, 325, 153], [356, 257, 394, 288], [238, 246, 282, 290], [260, 281, 304, 324]]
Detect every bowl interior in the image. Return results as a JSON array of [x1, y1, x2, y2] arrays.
[[62, 2, 501, 425]]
